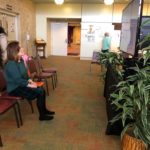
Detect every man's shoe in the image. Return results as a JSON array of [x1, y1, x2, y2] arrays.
[[39, 115, 54, 121], [45, 110, 55, 115]]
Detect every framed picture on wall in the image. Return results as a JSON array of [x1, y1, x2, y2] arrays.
[[0, 11, 18, 40]]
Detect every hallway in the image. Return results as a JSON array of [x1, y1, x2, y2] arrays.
[[0, 56, 120, 150], [67, 43, 80, 56]]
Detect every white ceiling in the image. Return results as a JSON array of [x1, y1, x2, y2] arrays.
[[32, 0, 150, 4], [31, 0, 131, 4]]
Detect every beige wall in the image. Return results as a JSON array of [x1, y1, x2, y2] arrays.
[[36, 3, 150, 59], [0, 1, 149, 58], [143, 4, 150, 15], [0, 0, 36, 56], [36, 3, 126, 58], [36, 4, 126, 42]]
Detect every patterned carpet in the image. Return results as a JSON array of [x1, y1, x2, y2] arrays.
[[0, 56, 121, 150]]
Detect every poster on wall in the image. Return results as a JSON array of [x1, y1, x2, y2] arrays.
[[84, 24, 109, 43], [85, 25, 95, 42], [0, 12, 17, 41]]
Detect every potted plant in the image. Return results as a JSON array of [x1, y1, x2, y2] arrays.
[[99, 52, 124, 69], [99, 52, 124, 81], [110, 48, 150, 150], [109, 18, 150, 150]]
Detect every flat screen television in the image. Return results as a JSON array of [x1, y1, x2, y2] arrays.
[[139, 16, 150, 49], [120, 0, 143, 57]]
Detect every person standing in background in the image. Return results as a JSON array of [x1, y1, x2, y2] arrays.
[[101, 32, 111, 53], [0, 26, 7, 61]]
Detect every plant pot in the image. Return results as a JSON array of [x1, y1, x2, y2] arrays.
[[122, 133, 147, 150]]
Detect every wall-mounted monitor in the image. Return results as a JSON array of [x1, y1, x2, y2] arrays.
[[120, 0, 143, 56], [139, 16, 150, 48], [140, 16, 150, 38]]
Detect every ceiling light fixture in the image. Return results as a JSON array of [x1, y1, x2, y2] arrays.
[[104, 0, 114, 5], [54, 0, 64, 5]]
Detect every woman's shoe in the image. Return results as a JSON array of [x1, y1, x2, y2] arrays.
[[39, 115, 54, 121], [45, 110, 55, 115]]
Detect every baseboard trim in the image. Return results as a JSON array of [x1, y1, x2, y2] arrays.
[[80, 57, 91, 60]]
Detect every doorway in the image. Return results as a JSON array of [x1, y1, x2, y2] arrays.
[[67, 22, 81, 56], [49, 18, 81, 57], [51, 22, 68, 56]]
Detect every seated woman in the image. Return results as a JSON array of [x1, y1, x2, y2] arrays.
[[4, 41, 55, 121]]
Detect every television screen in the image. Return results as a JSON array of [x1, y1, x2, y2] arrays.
[[139, 16, 150, 49], [120, 0, 143, 56]]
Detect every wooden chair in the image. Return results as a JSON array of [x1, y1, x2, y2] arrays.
[[0, 69, 34, 113], [27, 58, 55, 96], [0, 97, 23, 128], [35, 55, 58, 87], [0, 96, 23, 147], [0, 135, 2, 147]]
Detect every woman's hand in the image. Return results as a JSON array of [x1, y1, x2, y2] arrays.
[[27, 81, 37, 88], [28, 79, 34, 84]]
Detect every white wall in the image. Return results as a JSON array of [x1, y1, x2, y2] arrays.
[[36, 4, 81, 40], [36, 3, 126, 59], [82, 4, 113, 22], [80, 23, 120, 59]]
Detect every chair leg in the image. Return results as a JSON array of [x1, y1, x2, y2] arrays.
[[51, 76, 55, 90], [0, 135, 3, 147], [53, 74, 57, 88], [28, 101, 34, 113], [55, 72, 58, 83], [13, 104, 20, 128], [45, 79, 49, 96], [16, 102, 23, 126], [90, 63, 92, 72]]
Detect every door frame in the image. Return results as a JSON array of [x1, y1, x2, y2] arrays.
[[51, 22, 68, 56], [47, 18, 81, 57]]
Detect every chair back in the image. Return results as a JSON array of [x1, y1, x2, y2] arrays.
[[35, 55, 43, 70], [27, 58, 38, 79], [28, 58, 43, 77], [92, 51, 100, 62], [0, 70, 7, 92]]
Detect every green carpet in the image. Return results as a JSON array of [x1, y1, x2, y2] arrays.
[[0, 56, 121, 150]]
